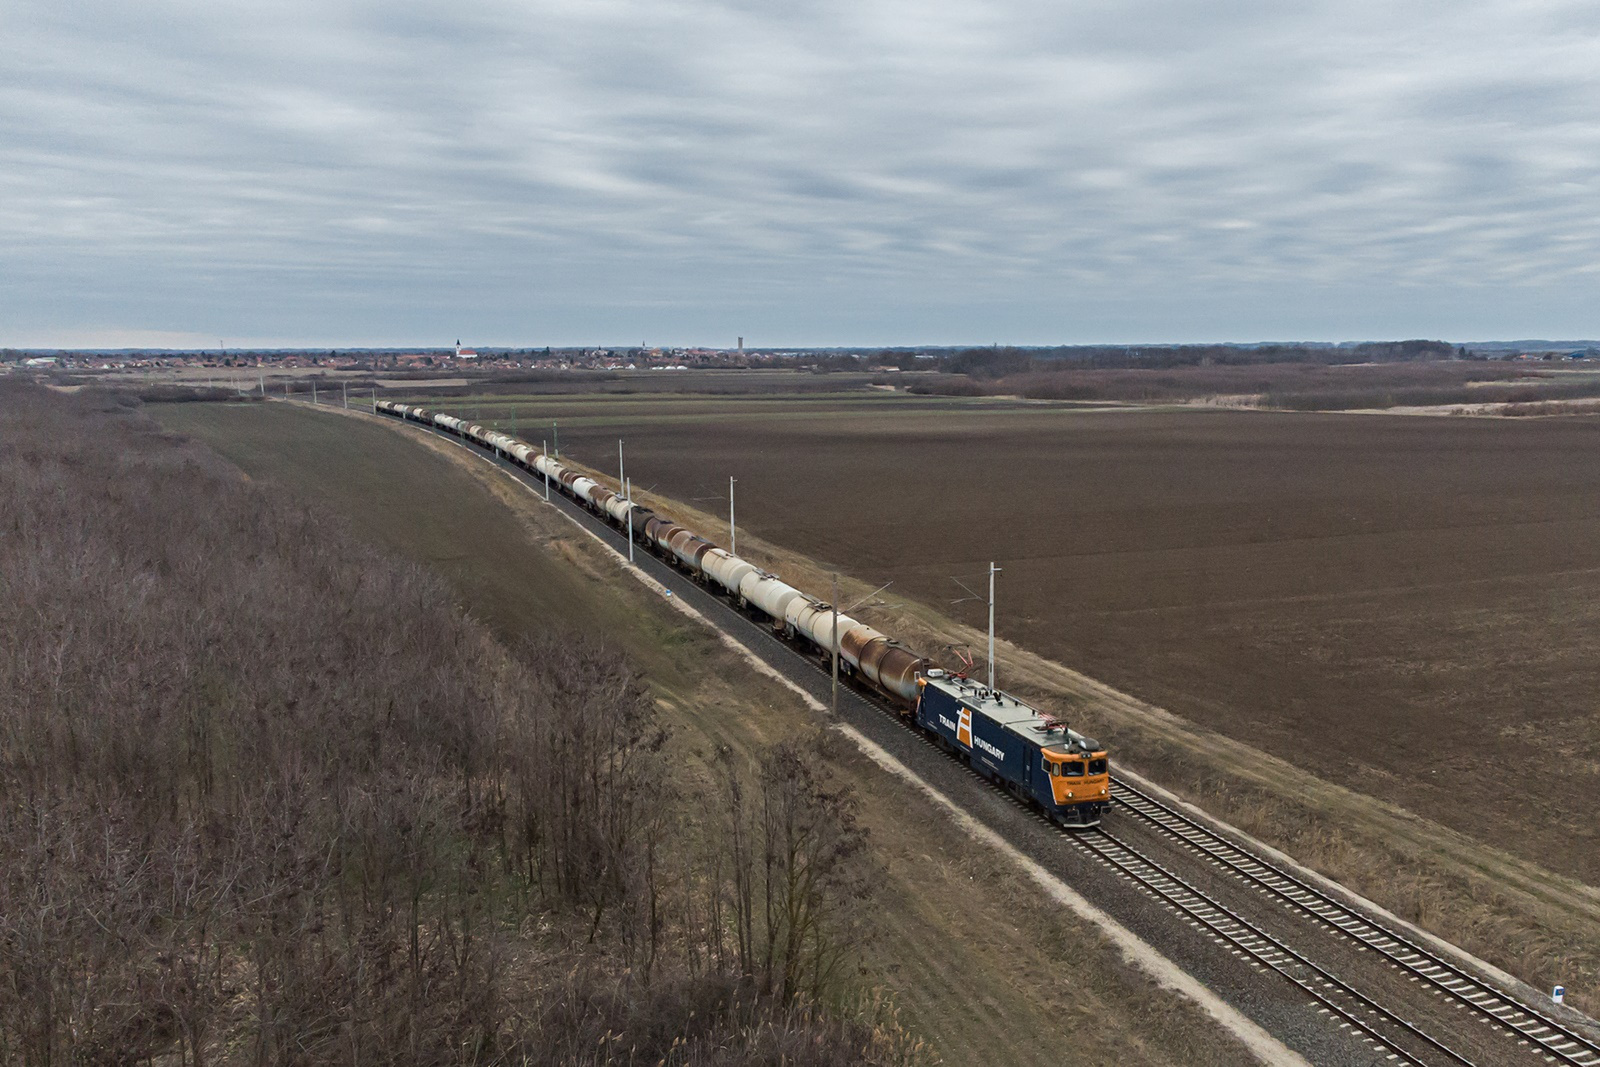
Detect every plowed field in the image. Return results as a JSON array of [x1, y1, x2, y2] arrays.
[[520, 399, 1600, 883]]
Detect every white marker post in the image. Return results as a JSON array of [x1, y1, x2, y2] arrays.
[[1554, 986, 1566, 1005]]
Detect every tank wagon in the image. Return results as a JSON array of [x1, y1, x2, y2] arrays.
[[374, 399, 1109, 826]]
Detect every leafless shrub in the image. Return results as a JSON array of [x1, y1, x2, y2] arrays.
[[0, 381, 922, 1065], [706, 736, 876, 1006]]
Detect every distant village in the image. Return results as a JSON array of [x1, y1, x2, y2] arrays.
[[0, 342, 803, 374], [4, 339, 1599, 375]]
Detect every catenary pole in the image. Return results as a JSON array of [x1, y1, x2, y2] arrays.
[[618, 439, 625, 500], [988, 561, 1001, 693], [729, 477, 736, 556], [342, 380, 348, 409], [626, 477, 634, 564], [543, 440, 550, 500]]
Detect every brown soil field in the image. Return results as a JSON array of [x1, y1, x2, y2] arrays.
[[153, 401, 1265, 1067], [517, 401, 1600, 887]]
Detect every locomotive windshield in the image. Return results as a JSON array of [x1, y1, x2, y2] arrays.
[[1088, 757, 1107, 775], [1062, 760, 1085, 777]]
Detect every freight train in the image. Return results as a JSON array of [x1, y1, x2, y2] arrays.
[[375, 399, 1110, 826]]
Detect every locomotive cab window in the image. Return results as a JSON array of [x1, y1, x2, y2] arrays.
[[1063, 760, 1085, 778], [1088, 757, 1107, 775]]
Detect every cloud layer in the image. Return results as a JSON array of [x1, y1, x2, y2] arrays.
[[4, 0, 1599, 345]]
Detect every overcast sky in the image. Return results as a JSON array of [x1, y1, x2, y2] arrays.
[[5, 0, 1600, 348]]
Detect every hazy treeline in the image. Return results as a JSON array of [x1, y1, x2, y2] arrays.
[[903, 357, 1545, 405], [934, 339, 1456, 377], [804, 339, 1457, 377], [1265, 375, 1600, 411], [0, 382, 922, 1066]]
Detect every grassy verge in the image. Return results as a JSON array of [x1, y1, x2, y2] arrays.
[[153, 401, 1266, 1067]]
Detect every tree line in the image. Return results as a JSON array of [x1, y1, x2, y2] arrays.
[[0, 382, 925, 1066]]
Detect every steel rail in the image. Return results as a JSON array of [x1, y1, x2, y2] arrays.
[[1074, 828, 1475, 1066], [1110, 777, 1600, 1067]]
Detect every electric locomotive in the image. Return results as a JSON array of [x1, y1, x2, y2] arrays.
[[916, 669, 1109, 825]]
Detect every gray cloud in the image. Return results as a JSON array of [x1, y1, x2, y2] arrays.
[[3, 0, 1600, 346]]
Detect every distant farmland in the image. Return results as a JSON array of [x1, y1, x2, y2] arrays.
[[428, 390, 1600, 884]]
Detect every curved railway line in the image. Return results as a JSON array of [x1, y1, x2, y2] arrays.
[[1074, 826, 1474, 1066], [371, 400, 1600, 1066], [1110, 779, 1600, 1067]]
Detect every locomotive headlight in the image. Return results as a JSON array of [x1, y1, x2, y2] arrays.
[[1066, 790, 1074, 799]]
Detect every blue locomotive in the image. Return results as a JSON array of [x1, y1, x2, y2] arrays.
[[916, 670, 1109, 826]]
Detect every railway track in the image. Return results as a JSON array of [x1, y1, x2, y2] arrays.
[[384, 406, 1598, 1066], [1074, 826, 1474, 1065], [1110, 778, 1600, 1067]]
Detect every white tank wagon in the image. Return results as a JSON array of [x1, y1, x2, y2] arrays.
[[738, 570, 806, 625], [604, 494, 633, 525], [783, 595, 860, 653], [701, 548, 756, 598], [568, 475, 602, 506]]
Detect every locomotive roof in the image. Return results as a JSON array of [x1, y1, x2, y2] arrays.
[[922, 672, 1103, 754]]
